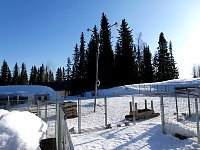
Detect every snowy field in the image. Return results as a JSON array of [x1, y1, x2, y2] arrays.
[[1, 78, 200, 149], [67, 95, 200, 150]]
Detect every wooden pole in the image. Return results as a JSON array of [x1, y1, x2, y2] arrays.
[[187, 89, 191, 117], [129, 102, 132, 114], [104, 97, 108, 127], [135, 103, 138, 114], [160, 94, 165, 134], [78, 99, 81, 134], [195, 98, 200, 144], [145, 99, 147, 109], [45, 100, 47, 122], [17, 95, 19, 109], [151, 101, 154, 110], [175, 94, 179, 121], [132, 95, 135, 125], [7, 96, 10, 110]]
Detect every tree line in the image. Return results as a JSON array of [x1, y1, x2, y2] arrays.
[[62, 13, 179, 94], [0, 13, 179, 95], [0, 61, 55, 85]]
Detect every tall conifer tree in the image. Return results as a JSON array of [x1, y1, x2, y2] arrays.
[[19, 62, 28, 84], [0, 60, 12, 85], [99, 13, 115, 88], [168, 41, 179, 79], [85, 25, 99, 91], [12, 63, 19, 85], [115, 19, 136, 85], [29, 65, 38, 84], [78, 32, 86, 92], [155, 32, 170, 81], [71, 44, 79, 80], [141, 46, 154, 83], [56, 67, 63, 82]]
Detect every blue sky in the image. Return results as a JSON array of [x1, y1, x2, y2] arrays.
[[0, 0, 200, 79]]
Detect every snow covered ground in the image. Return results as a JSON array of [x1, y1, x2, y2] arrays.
[[67, 96, 200, 150], [1, 78, 200, 149]]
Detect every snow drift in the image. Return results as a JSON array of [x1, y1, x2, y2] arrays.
[[0, 110, 47, 150]]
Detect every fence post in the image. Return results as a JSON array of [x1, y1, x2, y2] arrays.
[[7, 96, 10, 110], [151, 101, 154, 110], [132, 95, 136, 125], [27, 100, 30, 111], [17, 95, 19, 109], [129, 102, 132, 113], [160, 94, 165, 134], [145, 99, 147, 109], [195, 98, 200, 144], [56, 102, 59, 150], [187, 90, 191, 117], [104, 97, 108, 127], [135, 103, 138, 114], [37, 100, 39, 117], [78, 99, 81, 134], [175, 94, 179, 121], [45, 100, 47, 122]]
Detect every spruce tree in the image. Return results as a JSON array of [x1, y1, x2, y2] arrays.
[[12, 63, 19, 85], [141, 46, 154, 83], [71, 44, 80, 94], [66, 57, 72, 82], [66, 57, 72, 92], [56, 67, 63, 82], [49, 70, 54, 82], [62, 67, 66, 81], [19, 62, 28, 84], [154, 33, 179, 81], [135, 33, 143, 83], [115, 19, 136, 85], [78, 32, 86, 92], [99, 13, 115, 88], [155, 32, 170, 81], [85, 25, 99, 91], [86, 26, 99, 90], [44, 65, 49, 82], [168, 41, 179, 79], [29, 65, 38, 84], [71, 44, 79, 81], [78, 32, 86, 80], [114, 42, 122, 86], [37, 64, 45, 82], [0, 60, 12, 85]]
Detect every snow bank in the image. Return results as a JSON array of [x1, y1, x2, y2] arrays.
[[0, 109, 47, 150]]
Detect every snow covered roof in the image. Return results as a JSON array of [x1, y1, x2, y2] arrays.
[[0, 85, 62, 100]]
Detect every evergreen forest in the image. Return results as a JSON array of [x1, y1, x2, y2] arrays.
[[0, 13, 179, 95]]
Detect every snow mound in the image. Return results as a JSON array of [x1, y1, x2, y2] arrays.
[[0, 109, 47, 150]]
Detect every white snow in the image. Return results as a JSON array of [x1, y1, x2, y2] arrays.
[[1, 78, 200, 149], [67, 96, 200, 150], [0, 110, 47, 150]]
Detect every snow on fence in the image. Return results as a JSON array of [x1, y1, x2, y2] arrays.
[[160, 94, 200, 142]]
